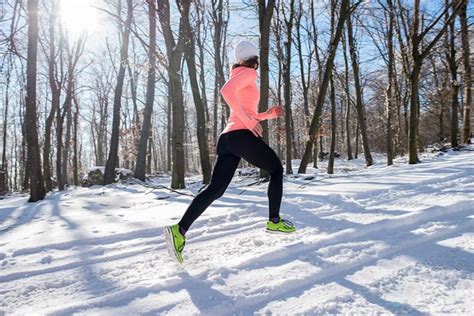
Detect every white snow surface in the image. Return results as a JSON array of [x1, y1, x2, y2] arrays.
[[1, 148, 473, 315]]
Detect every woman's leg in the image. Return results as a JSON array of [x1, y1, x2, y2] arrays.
[[226, 130, 283, 220], [178, 153, 240, 232]]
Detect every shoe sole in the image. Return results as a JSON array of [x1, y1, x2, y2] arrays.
[[164, 226, 183, 263], [266, 228, 296, 234]]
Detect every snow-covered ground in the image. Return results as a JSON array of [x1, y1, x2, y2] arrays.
[[1, 147, 473, 315]]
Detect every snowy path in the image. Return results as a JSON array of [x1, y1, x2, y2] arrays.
[[1, 149, 473, 315]]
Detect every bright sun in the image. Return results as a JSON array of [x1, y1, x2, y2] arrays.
[[60, 0, 98, 37]]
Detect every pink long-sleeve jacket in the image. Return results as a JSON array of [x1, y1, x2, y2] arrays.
[[220, 67, 270, 135]]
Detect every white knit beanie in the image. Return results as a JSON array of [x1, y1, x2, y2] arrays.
[[234, 40, 259, 63]]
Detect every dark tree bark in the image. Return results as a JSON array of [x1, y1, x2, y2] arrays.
[[44, 0, 62, 192], [346, 8, 374, 167], [295, 0, 311, 120], [1, 55, 11, 195], [63, 81, 73, 187], [328, 73, 337, 174], [59, 36, 85, 190], [459, 0, 471, 144], [182, 1, 211, 184], [327, 0, 337, 174], [282, 0, 295, 174], [211, 0, 229, 144], [446, 0, 459, 148], [104, 0, 133, 184], [298, 0, 350, 174], [167, 92, 172, 172], [272, 8, 284, 159], [386, 0, 396, 165], [342, 32, 353, 160], [157, 0, 190, 189], [310, 0, 323, 168], [21, 96, 29, 192], [258, 0, 276, 178], [135, 0, 157, 181], [406, 0, 463, 164], [25, 0, 45, 202], [72, 95, 79, 186], [195, 1, 210, 123], [93, 77, 110, 167]]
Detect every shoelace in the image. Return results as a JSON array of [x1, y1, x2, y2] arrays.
[[281, 219, 294, 228]]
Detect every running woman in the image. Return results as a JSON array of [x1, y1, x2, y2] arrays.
[[164, 40, 296, 263]]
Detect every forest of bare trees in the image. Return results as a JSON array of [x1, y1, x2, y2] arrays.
[[0, 0, 472, 202]]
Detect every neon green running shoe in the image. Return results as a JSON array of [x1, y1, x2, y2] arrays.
[[164, 224, 185, 263], [266, 218, 296, 233]]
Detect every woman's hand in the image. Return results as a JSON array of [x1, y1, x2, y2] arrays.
[[266, 105, 284, 119], [255, 105, 284, 122], [250, 121, 263, 137]]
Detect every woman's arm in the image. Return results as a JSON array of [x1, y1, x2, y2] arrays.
[[255, 105, 284, 121], [220, 68, 259, 130]]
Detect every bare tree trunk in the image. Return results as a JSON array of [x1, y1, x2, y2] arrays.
[[310, 0, 322, 169], [327, 0, 337, 174], [135, 0, 157, 181], [213, 77, 219, 144], [59, 36, 84, 189], [272, 4, 284, 159], [298, 0, 350, 174], [126, 45, 140, 128], [147, 136, 152, 174], [98, 98, 108, 166], [167, 93, 172, 172], [73, 96, 79, 186], [25, 0, 45, 202], [328, 73, 336, 174], [346, 9, 373, 167], [295, 0, 310, 120], [355, 120, 359, 159], [211, 0, 230, 126], [407, 0, 463, 163], [258, 0, 276, 178], [183, 1, 211, 184], [196, 2, 210, 123], [63, 83, 73, 187], [157, 0, 189, 189], [446, 0, 459, 148], [342, 33, 353, 160], [459, 0, 471, 144], [0, 56, 11, 194], [43, 0, 61, 192], [56, 98, 64, 189], [104, 0, 133, 184], [386, 0, 396, 165], [283, 0, 295, 174], [20, 101, 29, 192]]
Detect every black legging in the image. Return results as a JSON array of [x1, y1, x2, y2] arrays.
[[178, 129, 283, 231]]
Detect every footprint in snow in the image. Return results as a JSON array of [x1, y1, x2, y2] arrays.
[[253, 239, 264, 246], [0, 253, 5, 260], [41, 255, 53, 264]]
